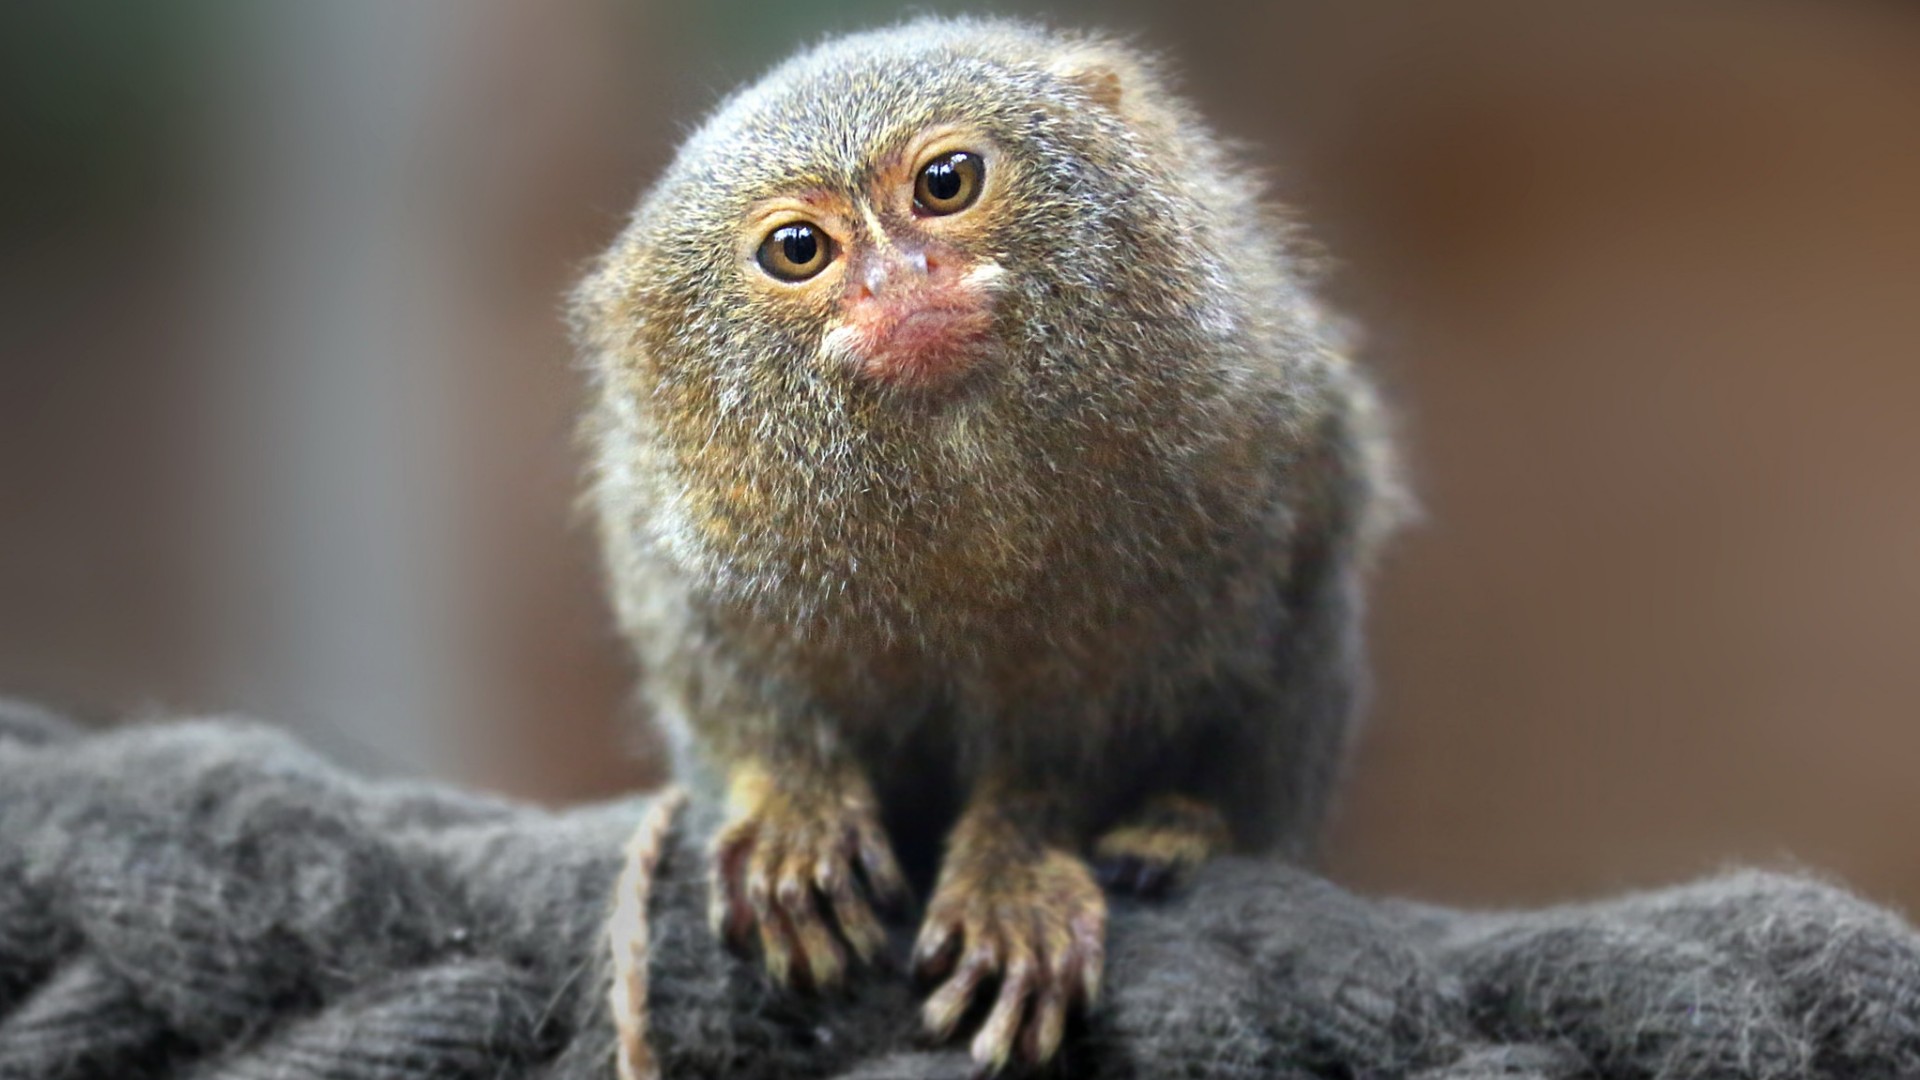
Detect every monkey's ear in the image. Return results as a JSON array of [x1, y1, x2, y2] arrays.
[[1052, 53, 1127, 111], [1047, 47, 1138, 114]]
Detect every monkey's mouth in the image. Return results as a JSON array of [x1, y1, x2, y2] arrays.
[[835, 302, 996, 393]]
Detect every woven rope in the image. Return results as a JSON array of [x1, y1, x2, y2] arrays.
[[5, 703, 1920, 1080]]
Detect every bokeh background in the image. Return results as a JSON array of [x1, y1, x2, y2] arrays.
[[3, 1, 1916, 911]]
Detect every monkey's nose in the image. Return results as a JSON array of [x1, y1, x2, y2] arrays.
[[858, 248, 932, 300]]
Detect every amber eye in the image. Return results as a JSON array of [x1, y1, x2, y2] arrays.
[[756, 221, 834, 282], [913, 151, 984, 216]]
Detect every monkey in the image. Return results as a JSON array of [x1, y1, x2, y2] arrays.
[[573, 18, 1403, 1072]]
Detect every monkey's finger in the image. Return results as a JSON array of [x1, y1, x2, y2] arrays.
[[912, 914, 962, 982], [922, 939, 996, 1041], [710, 871, 756, 952], [744, 849, 776, 921], [793, 913, 848, 991], [851, 819, 909, 911], [776, 853, 847, 991], [1068, 909, 1106, 1008], [756, 909, 804, 991], [1132, 859, 1174, 897], [817, 857, 890, 966], [970, 945, 1037, 1073], [746, 857, 802, 989], [1021, 983, 1069, 1067], [1020, 924, 1077, 1065]]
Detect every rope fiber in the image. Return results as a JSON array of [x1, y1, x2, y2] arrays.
[[3, 699, 1918, 1079]]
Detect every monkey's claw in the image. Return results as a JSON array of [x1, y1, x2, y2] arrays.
[[913, 848, 1106, 1073], [1092, 794, 1229, 898], [709, 772, 908, 992]]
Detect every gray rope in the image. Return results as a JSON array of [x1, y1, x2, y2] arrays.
[[3, 701, 1917, 1080]]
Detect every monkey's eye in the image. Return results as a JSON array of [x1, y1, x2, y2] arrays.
[[756, 221, 834, 282], [913, 151, 984, 216]]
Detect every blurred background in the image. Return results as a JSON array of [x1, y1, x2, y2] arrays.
[[2, 1, 1916, 911]]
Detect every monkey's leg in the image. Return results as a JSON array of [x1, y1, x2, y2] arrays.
[[710, 755, 908, 991], [1092, 793, 1232, 897], [913, 782, 1106, 1072]]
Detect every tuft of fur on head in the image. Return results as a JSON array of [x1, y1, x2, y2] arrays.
[[575, 18, 1391, 659]]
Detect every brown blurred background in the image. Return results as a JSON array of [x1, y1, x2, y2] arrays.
[[2, 1, 1916, 912]]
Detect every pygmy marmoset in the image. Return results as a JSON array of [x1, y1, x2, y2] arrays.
[[575, 18, 1401, 1071]]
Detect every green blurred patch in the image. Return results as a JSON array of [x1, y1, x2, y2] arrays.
[[0, 3, 212, 249]]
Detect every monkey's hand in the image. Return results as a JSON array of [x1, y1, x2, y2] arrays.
[[1093, 793, 1231, 897], [709, 758, 907, 992], [913, 805, 1106, 1073]]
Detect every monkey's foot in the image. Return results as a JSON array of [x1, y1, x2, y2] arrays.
[[1092, 794, 1230, 897], [913, 844, 1106, 1072], [709, 761, 908, 992]]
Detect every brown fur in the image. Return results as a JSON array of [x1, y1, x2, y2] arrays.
[[574, 18, 1402, 1070]]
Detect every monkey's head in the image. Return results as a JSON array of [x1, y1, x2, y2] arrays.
[[580, 19, 1316, 641]]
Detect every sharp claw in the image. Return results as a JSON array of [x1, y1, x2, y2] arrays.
[[1025, 985, 1068, 1065], [913, 919, 960, 982], [758, 912, 798, 990], [923, 943, 994, 1040], [1134, 861, 1171, 897], [1080, 949, 1104, 1008], [824, 867, 890, 966], [711, 783, 905, 994], [777, 859, 846, 991], [917, 845, 1108, 1069], [971, 954, 1036, 1072], [1096, 853, 1180, 897], [774, 867, 807, 912], [856, 826, 909, 910], [798, 924, 847, 990], [745, 860, 774, 914], [1071, 914, 1105, 1008], [971, 1028, 1015, 1074], [922, 979, 972, 1041]]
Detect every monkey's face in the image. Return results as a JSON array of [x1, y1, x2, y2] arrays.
[[608, 22, 1240, 423], [736, 124, 1009, 397], [584, 21, 1278, 630]]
